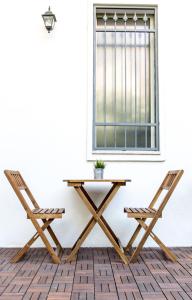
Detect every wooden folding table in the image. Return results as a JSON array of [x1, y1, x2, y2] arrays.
[[63, 179, 131, 264]]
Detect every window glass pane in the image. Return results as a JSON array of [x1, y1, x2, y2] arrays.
[[126, 127, 135, 148], [96, 126, 105, 148], [106, 126, 115, 148], [137, 126, 146, 148], [106, 32, 115, 122], [149, 33, 155, 123], [116, 126, 125, 148], [116, 31, 125, 123], [96, 32, 105, 122], [126, 32, 135, 123]]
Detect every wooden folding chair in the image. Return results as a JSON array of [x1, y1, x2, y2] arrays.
[[124, 170, 184, 263], [4, 170, 65, 264]]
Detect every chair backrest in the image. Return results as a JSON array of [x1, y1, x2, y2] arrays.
[[4, 170, 40, 215], [149, 170, 184, 214]]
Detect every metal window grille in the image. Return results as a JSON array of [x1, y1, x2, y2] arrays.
[[93, 6, 159, 151]]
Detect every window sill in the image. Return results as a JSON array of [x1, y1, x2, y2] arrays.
[[87, 150, 165, 162]]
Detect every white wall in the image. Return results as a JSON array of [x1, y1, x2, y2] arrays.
[[0, 0, 192, 248]]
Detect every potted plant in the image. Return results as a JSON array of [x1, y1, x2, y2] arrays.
[[94, 160, 105, 179]]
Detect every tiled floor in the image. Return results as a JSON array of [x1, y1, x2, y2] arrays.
[[0, 247, 192, 299]]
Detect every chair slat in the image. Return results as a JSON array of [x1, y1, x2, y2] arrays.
[[45, 208, 54, 214], [33, 208, 41, 213], [33, 208, 43, 213], [30, 208, 65, 219], [147, 208, 156, 213], [52, 208, 59, 214], [39, 209, 48, 214], [7, 172, 27, 190], [142, 208, 150, 213], [125, 207, 159, 218], [57, 208, 65, 214], [130, 208, 138, 213]]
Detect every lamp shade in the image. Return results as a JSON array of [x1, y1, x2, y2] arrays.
[[42, 6, 56, 33]]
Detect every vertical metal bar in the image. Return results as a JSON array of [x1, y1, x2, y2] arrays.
[[154, 6, 159, 150], [113, 12, 118, 148], [103, 13, 107, 148], [139, 31, 141, 124], [124, 13, 128, 149], [144, 13, 148, 148], [130, 31, 132, 123], [129, 31, 133, 149], [124, 42, 127, 119], [93, 6, 97, 149], [148, 27, 152, 148], [133, 13, 137, 148]]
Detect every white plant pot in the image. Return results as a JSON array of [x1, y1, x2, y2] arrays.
[[94, 168, 104, 180]]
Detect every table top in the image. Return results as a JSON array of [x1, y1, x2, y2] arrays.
[[63, 179, 131, 183]]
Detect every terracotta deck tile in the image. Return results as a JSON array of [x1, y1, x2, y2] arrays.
[[0, 247, 192, 299]]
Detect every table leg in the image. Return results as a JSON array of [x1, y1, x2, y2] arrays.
[[66, 216, 96, 262], [96, 216, 128, 264], [67, 183, 128, 264]]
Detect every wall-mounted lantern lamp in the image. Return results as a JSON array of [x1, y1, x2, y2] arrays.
[[42, 6, 56, 33]]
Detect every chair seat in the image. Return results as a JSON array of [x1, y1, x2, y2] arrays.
[[28, 208, 65, 219], [124, 207, 162, 218]]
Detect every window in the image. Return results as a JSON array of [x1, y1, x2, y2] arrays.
[[93, 5, 159, 152]]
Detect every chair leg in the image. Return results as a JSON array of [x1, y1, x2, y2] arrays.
[[11, 244, 32, 263], [33, 220, 61, 264], [137, 219, 177, 262], [129, 217, 159, 263], [129, 231, 151, 263], [11, 219, 53, 263], [124, 223, 143, 252], [11, 219, 61, 264], [67, 218, 96, 262], [42, 220, 63, 253]]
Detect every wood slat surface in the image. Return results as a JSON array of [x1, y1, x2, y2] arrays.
[[63, 179, 131, 183], [0, 247, 192, 299], [32, 208, 65, 215], [27, 208, 65, 219], [63, 180, 131, 188], [124, 207, 162, 218]]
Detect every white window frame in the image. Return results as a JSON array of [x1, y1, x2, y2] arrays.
[[87, 1, 165, 162]]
